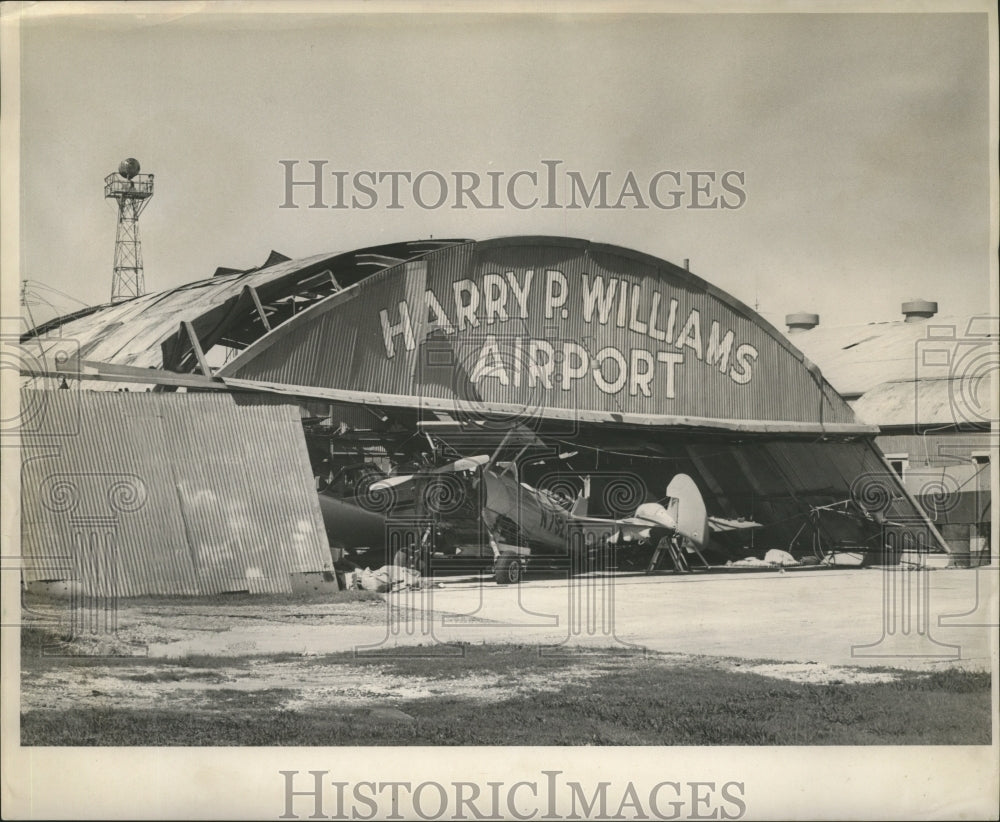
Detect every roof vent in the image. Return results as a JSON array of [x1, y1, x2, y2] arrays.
[[785, 312, 820, 333], [901, 299, 937, 323]]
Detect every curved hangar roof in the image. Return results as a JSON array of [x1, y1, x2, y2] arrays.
[[26, 236, 870, 434], [219, 237, 869, 434]]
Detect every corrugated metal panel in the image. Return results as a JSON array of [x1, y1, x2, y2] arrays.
[[759, 439, 948, 552], [222, 237, 862, 432], [20, 390, 330, 595]]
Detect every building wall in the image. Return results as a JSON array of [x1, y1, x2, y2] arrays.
[[782, 313, 995, 565], [877, 431, 991, 565]]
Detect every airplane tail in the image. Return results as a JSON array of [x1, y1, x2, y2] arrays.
[[665, 473, 709, 549]]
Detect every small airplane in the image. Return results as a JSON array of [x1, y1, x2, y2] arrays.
[[348, 429, 760, 584], [465, 460, 758, 583]]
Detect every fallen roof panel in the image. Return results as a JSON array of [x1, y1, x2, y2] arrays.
[[20, 390, 333, 596]]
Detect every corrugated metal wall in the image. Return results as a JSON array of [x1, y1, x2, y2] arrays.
[[20, 390, 331, 596], [222, 237, 860, 430]]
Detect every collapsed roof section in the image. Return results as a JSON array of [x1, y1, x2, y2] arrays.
[[20, 239, 468, 388]]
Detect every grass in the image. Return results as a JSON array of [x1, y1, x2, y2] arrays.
[[22, 589, 384, 609], [20, 644, 992, 746]]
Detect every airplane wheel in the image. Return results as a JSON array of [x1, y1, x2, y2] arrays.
[[495, 554, 522, 585]]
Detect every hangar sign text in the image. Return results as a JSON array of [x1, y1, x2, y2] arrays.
[[377, 269, 759, 401]]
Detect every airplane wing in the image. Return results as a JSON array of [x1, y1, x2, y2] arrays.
[[369, 454, 491, 492], [707, 516, 761, 532], [369, 474, 416, 491], [442, 455, 490, 472], [604, 513, 762, 543]]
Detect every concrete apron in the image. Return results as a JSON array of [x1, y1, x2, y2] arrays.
[[147, 567, 995, 671]]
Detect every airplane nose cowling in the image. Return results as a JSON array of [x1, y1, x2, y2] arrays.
[[633, 502, 676, 528]]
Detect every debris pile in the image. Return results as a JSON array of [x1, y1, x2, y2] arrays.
[[345, 565, 423, 593]]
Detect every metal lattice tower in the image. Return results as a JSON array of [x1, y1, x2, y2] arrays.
[[105, 158, 154, 304]]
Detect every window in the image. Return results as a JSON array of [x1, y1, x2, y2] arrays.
[[885, 453, 909, 478]]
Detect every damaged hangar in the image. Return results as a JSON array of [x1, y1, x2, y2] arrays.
[[19, 236, 947, 595]]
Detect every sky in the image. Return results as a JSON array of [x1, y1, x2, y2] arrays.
[[10, 6, 994, 331]]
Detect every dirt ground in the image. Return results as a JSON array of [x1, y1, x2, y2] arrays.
[[23, 565, 987, 718], [21, 624, 914, 721], [21, 648, 613, 716]]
